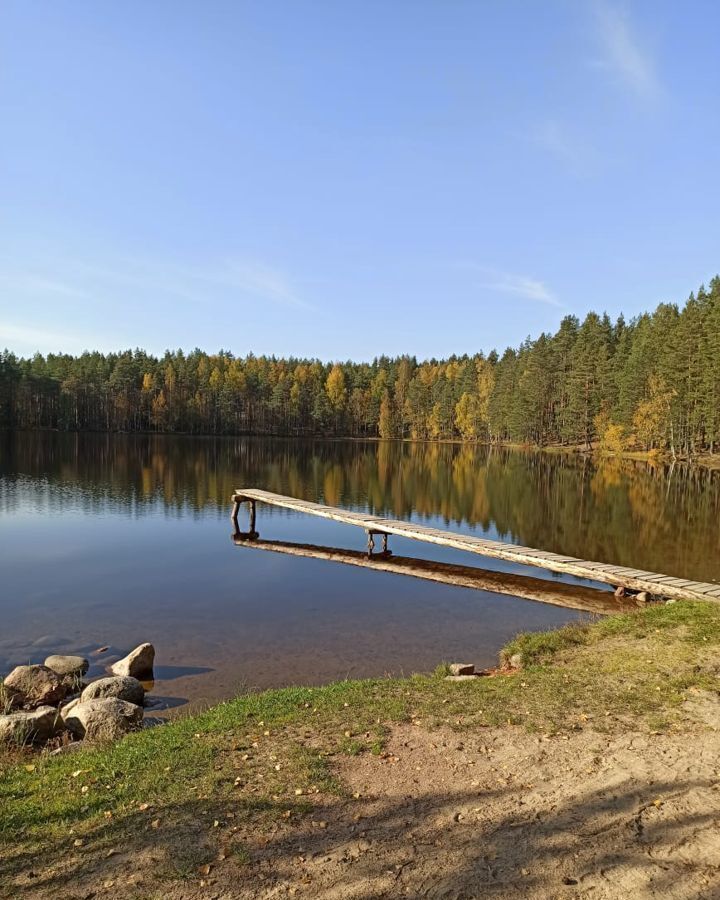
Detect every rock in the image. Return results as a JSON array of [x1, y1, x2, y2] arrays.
[[141, 716, 165, 729], [60, 676, 88, 697], [508, 653, 523, 670], [60, 698, 81, 721], [636, 592, 650, 603], [666, 598, 678, 604], [0, 706, 62, 745], [81, 676, 145, 706], [448, 663, 475, 676], [3, 665, 68, 710], [64, 698, 143, 742], [444, 674, 477, 682], [110, 643, 155, 679], [44, 655, 89, 678], [614, 586, 626, 599]]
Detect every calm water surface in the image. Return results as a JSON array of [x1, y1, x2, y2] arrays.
[[1, 433, 718, 711]]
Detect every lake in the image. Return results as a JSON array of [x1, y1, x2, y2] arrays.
[[1, 432, 719, 712]]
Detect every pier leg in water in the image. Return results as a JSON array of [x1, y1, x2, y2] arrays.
[[231, 497, 260, 542], [366, 529, 392, 559]]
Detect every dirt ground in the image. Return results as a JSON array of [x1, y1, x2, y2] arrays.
[[11, 690, 720, 900]]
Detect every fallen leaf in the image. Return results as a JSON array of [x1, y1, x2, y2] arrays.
[[198, 863, 212, 876], [151, 819, 160, 829]]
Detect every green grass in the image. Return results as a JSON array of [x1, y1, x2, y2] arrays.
[[2, 600, 720, 893]]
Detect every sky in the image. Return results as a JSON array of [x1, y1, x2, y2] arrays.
[[1, 0, 719, 362]]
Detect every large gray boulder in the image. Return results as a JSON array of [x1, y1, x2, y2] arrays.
[[64, 698, 143, 741], [110, 643, 154, 679], [3, 665, 67, 709], [44, 655, 89, 678], [81, 676, 145, 706], [0, 706, 62, 745]]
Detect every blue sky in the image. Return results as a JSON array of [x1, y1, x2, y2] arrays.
[[1, 1, 718, 361]]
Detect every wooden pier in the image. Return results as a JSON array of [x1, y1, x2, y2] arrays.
[[231, 488, 720, 604]]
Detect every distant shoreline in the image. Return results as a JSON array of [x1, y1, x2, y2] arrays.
[[4, 426, 720, 471]]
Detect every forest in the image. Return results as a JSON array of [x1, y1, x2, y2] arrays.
[[1, 277, 719, 456]]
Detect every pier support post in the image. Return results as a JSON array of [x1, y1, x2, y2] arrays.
[[366, 529, 391, 559], [249, 499, 257, 535], [231, 495, 259, 542]]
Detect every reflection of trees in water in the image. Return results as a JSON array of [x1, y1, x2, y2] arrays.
[[2, 432, 719, 581]]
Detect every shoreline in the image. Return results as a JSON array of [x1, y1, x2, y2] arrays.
[[4, 427, 720, 472], [3, 601, 720, 898]]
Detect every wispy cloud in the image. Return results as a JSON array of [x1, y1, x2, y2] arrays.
[[84, 256, 312, 310], [0, 256, 313, 311], [591, 2, 660, 100], [0, 322, 110, 355], [5, 275, 91, 299], [455, 263, 561, 308], [480, 273, 560, 307], [188, 260, 311, 310], [532, 119, 602, 176]]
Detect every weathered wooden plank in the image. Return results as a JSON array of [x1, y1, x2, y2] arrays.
[[649, 577, 701, 588], [233, 489, 718, 604]]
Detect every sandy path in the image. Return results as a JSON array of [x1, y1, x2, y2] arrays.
[[239, 700, 720, 900]]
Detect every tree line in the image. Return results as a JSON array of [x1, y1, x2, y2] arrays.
[[1, 276, 719, 455]]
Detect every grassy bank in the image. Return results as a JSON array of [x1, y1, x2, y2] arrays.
[[2, 601, 720, 895]]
